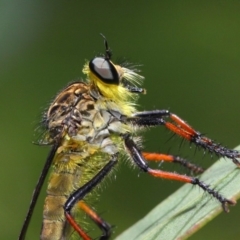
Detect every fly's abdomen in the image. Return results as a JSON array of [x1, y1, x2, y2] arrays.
[[41, 157, 82, 240], [41, 196, 66, 240]]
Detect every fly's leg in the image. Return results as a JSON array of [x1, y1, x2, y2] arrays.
[[124, 135, 236, 212], [142, 152, 204, 174], [128, 110, 240, 166], [77, 201, 111, 240], [64, 155, 117, 240]]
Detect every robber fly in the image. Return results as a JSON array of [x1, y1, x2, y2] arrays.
[[19, 35, 240, 240]]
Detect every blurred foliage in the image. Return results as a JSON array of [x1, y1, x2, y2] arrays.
[[1, 1, 240, 239]]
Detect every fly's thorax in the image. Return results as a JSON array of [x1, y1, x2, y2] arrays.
[[44, 78, 135, 153], [70, 105, 129, 155], [44, 80, 134, 143]]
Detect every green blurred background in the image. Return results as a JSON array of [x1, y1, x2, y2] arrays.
[[1, 1, 240, 239]]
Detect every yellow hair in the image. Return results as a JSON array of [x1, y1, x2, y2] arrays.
[[82, 61, 144, 116]]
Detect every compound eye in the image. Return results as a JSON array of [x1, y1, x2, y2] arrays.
[[89, 57, 119, 84]]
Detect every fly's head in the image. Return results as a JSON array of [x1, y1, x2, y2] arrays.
[[83, 34, 145, 103]]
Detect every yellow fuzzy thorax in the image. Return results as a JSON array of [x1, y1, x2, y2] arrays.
[[82, 61, 144, 116]]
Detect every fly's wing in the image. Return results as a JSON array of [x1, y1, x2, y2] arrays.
[[34, 82, 90, 146], [33, 124, 55, 146]]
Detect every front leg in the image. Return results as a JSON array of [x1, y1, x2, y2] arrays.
[[127, 110, 240, 166]]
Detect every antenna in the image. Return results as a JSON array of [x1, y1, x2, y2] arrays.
[[100, 33, 112, 60]]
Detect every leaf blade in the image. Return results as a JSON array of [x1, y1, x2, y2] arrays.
[[115, 146, 240, 240]]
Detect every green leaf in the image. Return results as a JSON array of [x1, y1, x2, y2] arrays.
[[115, 146, 240, 240]]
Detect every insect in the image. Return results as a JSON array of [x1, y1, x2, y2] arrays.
[[19, 35, 240, 240]]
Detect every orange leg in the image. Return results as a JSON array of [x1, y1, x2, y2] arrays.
[[65, 212, 91, 240], [65, 201, 111, 240], [131, 110, 240, 166], [142, 152, 204, 174], [147, 168, 235, 212], [79, 201, 111, 236]]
